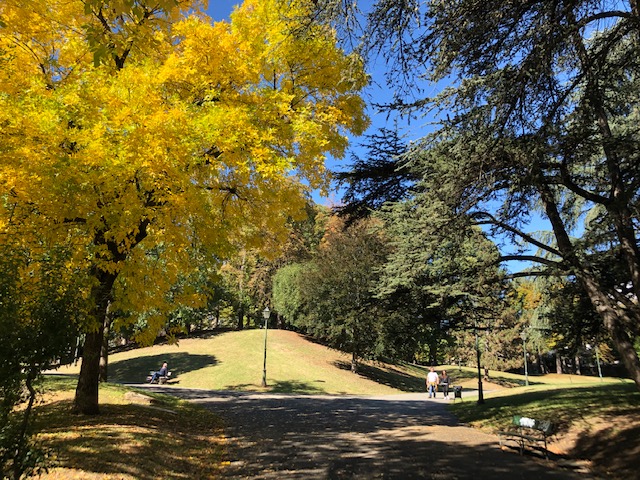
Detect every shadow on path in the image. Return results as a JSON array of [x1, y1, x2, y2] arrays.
[[144, 387, 592, 480]]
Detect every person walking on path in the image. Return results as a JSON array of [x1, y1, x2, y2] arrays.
[[426, 367, 439, 398], [440, 370, 451, 400]]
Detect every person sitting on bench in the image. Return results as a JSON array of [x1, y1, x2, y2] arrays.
[[149, 361, 168, 383]]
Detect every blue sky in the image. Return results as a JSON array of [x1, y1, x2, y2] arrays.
[[205, 0, 238, 21]]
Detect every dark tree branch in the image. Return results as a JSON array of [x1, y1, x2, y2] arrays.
[[499, 255, 561, 268], [505, 270, 553, 280], [559, 158, 611, 205], [470, 211, 562, 257]]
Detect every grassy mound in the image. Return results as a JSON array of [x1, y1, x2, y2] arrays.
[[54, 330, 437, 394]]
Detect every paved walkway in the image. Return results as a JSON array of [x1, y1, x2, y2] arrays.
[[144, 387, 593, 480]]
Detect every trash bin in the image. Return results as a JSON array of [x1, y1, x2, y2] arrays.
[[453, 386, 463, 401]]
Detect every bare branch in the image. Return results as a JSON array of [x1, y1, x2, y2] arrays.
[[499, 255, 561, 267], [470, 211, 562, 257]]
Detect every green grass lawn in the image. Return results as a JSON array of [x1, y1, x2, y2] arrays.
[[42, 329, 640, 479], [53, 329, 436, 394]]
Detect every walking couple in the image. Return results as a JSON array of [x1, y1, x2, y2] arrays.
[[426, 367, 451, 400]]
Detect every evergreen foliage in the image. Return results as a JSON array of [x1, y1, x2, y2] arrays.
[[320, 0, 640, 389]]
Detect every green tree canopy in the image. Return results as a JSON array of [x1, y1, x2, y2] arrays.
[[294, 215, 390, 372], [321, 0, 640, 389]]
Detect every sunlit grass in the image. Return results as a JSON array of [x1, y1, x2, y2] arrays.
[[52, 330, 439, 394], [39, 332, 639, 479], [49, 330, 629, 396], [450, 381, 639, 430]]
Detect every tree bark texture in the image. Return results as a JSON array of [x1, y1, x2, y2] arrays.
[[237, 306, 244, 330], [73, 329, 103, 415], [578, 272, 640, 388], [539, 181, 640, 389], [99, 315, 111, 383], [73, 270, 116, 414]]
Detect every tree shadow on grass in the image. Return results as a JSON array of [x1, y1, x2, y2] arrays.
[[221, 381, 325, 394], [334, 361, 426, 392], [572, 414, 640, 479], [109, 352, 218, 384], [35, 399, 224, 480], [269, 380, 325, 394]]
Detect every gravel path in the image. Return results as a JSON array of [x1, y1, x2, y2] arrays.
[[145, 387, 594, 480]]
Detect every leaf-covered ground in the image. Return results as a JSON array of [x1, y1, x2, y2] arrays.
[[32, 384, 226, 480]]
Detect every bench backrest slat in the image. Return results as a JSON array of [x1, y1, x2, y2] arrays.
[[512, 416, 555, 434]]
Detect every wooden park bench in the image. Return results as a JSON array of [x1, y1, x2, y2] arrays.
[[497, 415, 555, 459], [146, 370, 172, 384]]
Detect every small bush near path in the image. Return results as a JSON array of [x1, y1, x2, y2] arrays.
[[32, 379, 226, 479], [449, 381, 640, 480]]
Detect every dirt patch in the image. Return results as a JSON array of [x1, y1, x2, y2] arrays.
[[549, 414, 640, 480]]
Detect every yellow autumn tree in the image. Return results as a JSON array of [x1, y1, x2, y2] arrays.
[[0, 0, 368, 414]]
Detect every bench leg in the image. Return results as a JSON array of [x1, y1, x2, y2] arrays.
[[518, 437, 524, 455]]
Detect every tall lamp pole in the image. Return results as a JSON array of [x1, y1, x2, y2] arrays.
[[261, 306, 270, 388], [521, 330, 529, 386], [475, 318, 484, 405]]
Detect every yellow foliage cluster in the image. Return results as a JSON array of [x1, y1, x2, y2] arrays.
[[0, 0, 368, 334]]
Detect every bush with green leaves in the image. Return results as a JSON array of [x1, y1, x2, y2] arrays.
[[0, 243, 85, 479]]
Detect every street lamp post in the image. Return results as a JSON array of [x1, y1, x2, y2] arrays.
[[521, 330, 529, 386], [474, 316, 484, 405], [261, 306, 270, 388]]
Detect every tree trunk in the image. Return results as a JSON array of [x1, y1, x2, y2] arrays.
[[537, 347, 548, 374], [13, 367, 38, 480], [578, 273, 640, 388], [574, 354, 581, 375], [73, 270, 116, 415], [429, 335, 438, 365], [99, 316, 111, 383], [73, 329, 103, 415], [236, 252, 246, 330], [539, 184, 640, 389], [562, 22, 640, 389], [556, 353, 563, 374], [73, 335, 81, 366], [237, 306, 244, 330], [351, 349, 358, 373]]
